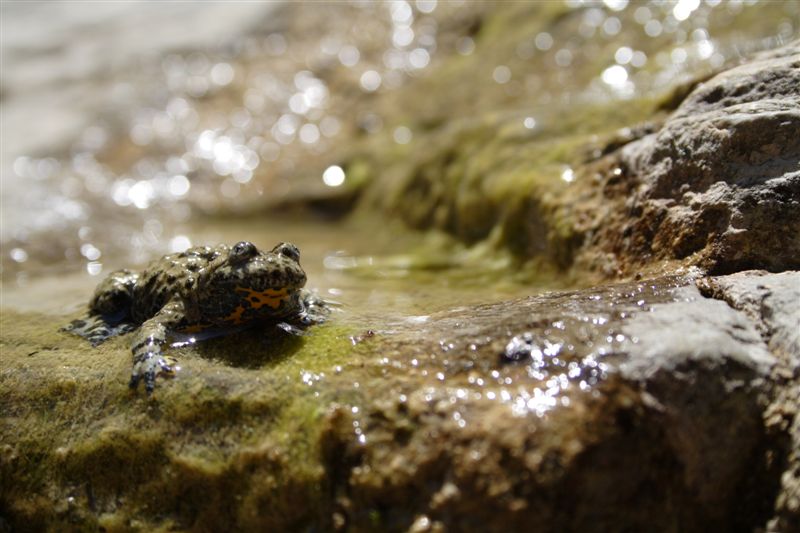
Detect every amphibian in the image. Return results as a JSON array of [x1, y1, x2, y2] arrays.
[[63, 241, 326, 393]]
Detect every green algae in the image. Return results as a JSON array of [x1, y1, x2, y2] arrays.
[[58, 427, 168, 497], [0, 308, 363, 531], [348, 95, 663, 276], [0, 303, 373, 530]]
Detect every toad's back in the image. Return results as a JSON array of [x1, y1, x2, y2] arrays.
[[86, 244, 228, 325], [128, 245, 228, 322]]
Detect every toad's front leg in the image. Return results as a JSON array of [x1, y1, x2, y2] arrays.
[[129, 299, 186, 394]]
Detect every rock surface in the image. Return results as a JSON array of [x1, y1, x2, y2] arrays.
[[2, 271, 797, 531], [321, 273, 787, 532], [581, 40, 800, 275], [698, 270, 800, 532]]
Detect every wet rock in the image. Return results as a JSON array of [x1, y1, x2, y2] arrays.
[[320, 273, 791, 531], [3, 272, 798, 531], [619, 290, 775, 379], [619, 288, 778, 526], [697, 270, 800, 531], [697, 270, 800, 365], [584, 40, 800, 274]]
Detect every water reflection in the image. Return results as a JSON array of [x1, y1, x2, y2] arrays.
[[322, 165, 346, 188], [338, 276, 693, 425]]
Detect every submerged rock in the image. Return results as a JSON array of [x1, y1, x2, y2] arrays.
[[582, 40, 800, 275], [2, 271, 797, 531]]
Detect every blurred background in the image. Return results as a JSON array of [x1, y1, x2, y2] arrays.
[[2, 0, 798, 312]]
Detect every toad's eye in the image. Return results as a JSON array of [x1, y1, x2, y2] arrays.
[[273, 242, 300, 262], [230, 241, 257, 263]]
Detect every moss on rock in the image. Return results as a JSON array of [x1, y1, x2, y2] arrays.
[[3, 272, 795, 530]]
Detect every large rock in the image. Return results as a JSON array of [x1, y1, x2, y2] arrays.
[[697, 270, 800, 532], [3, 272, 797, 531], [584, 40, 800, 274], [318, 274, 788, 531]]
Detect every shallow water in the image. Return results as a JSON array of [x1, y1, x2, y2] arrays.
[[2, 1, 797, 323], [1, 214, 557, 333]]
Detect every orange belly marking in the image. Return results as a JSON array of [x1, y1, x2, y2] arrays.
[[223, 305, 247, 325], [235, 287, 289, 310]]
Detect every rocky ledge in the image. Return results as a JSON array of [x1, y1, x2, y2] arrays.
[[2, 270, 798, 531], [577, 40, 800, 276], [321, 270, 799, 532]]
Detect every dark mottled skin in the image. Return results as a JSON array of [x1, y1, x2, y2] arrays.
[[66, 241, 322, 393]]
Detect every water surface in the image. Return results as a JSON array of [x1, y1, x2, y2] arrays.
[[2, 1, 797, 323]]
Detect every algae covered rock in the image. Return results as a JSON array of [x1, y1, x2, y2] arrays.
[[3, 4, 800, 532], [4, 272, 797, 531], [347, 35, 800, 280]]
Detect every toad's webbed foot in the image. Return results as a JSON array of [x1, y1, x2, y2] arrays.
[[61, 313, 135, 346], [129, 349, 178, 394], [296, 290, 332, 326]]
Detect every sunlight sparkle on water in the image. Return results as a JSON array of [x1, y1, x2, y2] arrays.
[[603, 16, 622, 37], [338, 45, 360, 67], [615, 46, 633, 65], [673, 0, 701, 21], [603, 0, 628, 11], [416, 0, 437, 14], [408, 48, 430, 69], [554, 49, 573, 67], [492, 65, 511, 84], [697, 39, 715, 60], [128, 181, 155, 209], [170, 235, 192, 253], [210, 62, 234, 86], [299, 123, 321, 144], [359, 70, 382, 92], [393, 26, 415, 48], [80, 243, 101, 261], [323, 165, 346, 187], [393, 126, 413, 144], [644, 19, 662, 38], [456, 37, 475, 55], [602, 64, 628, 88], [87, 262, 103, 275], [535, 32, 553, 51], [168, 175, 190, 197], [10, 248, 28, 263], [671, 48, 688, 65]]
